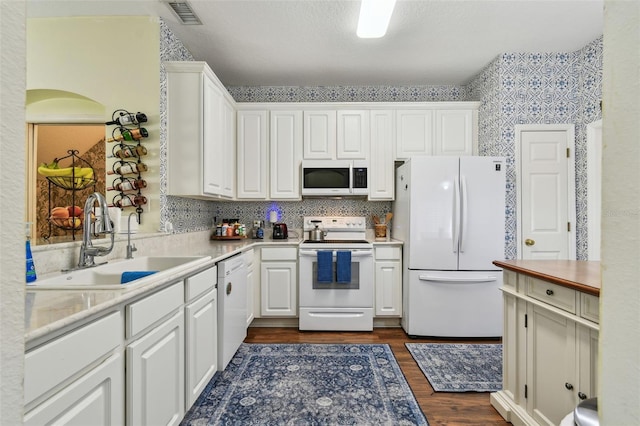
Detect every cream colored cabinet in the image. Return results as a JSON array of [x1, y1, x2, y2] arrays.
[[434, 109, 475, 156], [126, 282, 185, 426], [270, 110, 303, 199], [184, 266, 218, 408], [374, 246, 402, 317], [236, 110, 268, 199], [260, 247, 298, 317], [491, 271, 600, 426], [165, 61, 235, 199], [24, 311, 124, 426], [369, 110, 395, 200]]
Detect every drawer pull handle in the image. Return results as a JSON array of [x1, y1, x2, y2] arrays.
[[226, 282, 232, 295], [565, 382, 574, 390], [546, 289, 554, 296], [578, 392, 587, 400], [525, 238, 535, 246]]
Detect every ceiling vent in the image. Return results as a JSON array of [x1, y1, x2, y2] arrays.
[[165, 1, 202, 25]]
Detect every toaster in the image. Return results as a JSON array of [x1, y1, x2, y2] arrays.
[[272, 223, 288, 239]]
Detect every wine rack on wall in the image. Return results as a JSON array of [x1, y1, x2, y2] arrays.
[[106, 109, 149, 224]]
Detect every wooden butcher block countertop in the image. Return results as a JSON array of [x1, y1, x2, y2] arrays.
[[493, 260, 601, 296]]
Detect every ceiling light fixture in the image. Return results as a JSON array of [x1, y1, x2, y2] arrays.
[[356, 0, 397, 38]]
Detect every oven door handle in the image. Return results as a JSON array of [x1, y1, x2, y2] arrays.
[[298, 249, 373, 258]]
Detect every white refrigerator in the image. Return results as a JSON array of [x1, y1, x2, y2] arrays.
[[392, 156, 506, 337]]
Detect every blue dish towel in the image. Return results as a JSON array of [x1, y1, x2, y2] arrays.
[[336, 251, 352, 283], [316, 251, 334, 283], [121, 271, 158, 284]]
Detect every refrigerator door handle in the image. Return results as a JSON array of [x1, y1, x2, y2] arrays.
[[418, 275, 498, 283], [453, 176, 460, 253], [460, 175, 468, 253]]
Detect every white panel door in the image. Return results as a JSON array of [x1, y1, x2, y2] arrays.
[[407, 156, 458, 270], [202, 77, 224, 196], [458, 156, 506, 270], [369, 110, 395, 200], [261, 261, 297, 316], [435, 109, 474, 156], [518, 126, 575, 259], [395, 110, 434, 159]]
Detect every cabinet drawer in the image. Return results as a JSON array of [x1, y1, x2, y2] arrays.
[[127, 281, 184, 338], [261, 247, 297, 261], [185, 266, 217, 302], [580, 293, 600, 323], [503, 270, 517, 290], [375, 246, 401, 260], [526, 277, 576, 314], [25, 310, 123, 407]]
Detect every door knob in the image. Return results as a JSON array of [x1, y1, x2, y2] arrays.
[[525, 238, 535, 246]]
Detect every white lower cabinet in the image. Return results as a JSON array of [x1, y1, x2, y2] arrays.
[[244, 249, 257, 325], [491, 270, 599, 426], [260, 247, 298, 317], [374, 246, 402, 317]]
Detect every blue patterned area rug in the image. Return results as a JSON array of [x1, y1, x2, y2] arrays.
[[182, 343, 428, 425], [405, 343, 502, 393]]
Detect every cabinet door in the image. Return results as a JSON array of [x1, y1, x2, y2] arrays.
[[374, 260, 402, 316], [270, 110, 302, 199], [369, 110, 395, 200], [203, 77, 224, 196], [577, 326, 599, 403], [127, 310, 185, 426], [303, 110, 336, 159], [396, 110, 434, 159], [337, 110, 369, 159], [237, 110, 268, 199], [185, 289, 217, 408], [527, 304, 576, 426], [222, 98, 236, 198], [246, 264, 256, 325], [434, 109, 474, 156], [261, 261, 297, 316], [24, 352, 124, 426]]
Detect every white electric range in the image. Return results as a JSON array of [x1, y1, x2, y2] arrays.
[[298, 216, 374, 331]]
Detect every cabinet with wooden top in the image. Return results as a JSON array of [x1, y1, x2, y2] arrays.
[[490, 260, 600, 426]]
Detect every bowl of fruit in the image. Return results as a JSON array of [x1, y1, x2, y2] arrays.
[[49, 206, 93, 230]]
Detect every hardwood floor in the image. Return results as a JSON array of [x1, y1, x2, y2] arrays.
[[245, 327, 510, 426]]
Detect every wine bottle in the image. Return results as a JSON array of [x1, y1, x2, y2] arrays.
[[107, 178, 147, 192], [107, 128, 149, 143], [107, 162, 148, 176], [110, 194, 147, 208], [105, 112, 147, 126], [113, 144, 147, 159]]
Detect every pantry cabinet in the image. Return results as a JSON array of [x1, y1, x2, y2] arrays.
[[236, 110, 268, 199], [491, 267, 599, 426], [260, 247, 298, 317], [374, 246, 402, 317], [165, 61, 235, 199]]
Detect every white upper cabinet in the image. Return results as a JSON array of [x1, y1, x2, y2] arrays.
[[369, 110, 395, 200], [396, 110, 434, 159], [236, 110, 268, 199], [303, 110, 336, 159], [303, 109, 370, 160], [270, 110, 303, 199], [165, 61, 236, 199], [434, 109, 475, 156], [336, 110, 369, 159]]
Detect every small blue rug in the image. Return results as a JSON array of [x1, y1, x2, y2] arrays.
[[405, 343, 502, 393], [182, 343, 428, 425]]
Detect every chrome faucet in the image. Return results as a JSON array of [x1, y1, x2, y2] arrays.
[[77, 192, 115, 269], [126, 212, 138, 259]]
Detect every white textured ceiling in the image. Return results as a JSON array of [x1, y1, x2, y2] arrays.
[[27, 0, 604, 87]]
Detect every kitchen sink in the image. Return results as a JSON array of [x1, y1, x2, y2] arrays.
[[28, 256, 212, 290]]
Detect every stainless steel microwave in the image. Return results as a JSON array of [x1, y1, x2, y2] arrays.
[[301, 160, 368, 196]]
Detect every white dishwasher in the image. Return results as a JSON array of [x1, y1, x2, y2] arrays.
[[217, 254, 247, 371]]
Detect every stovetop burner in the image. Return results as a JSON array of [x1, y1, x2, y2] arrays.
[[302, 239, 370, 244]]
